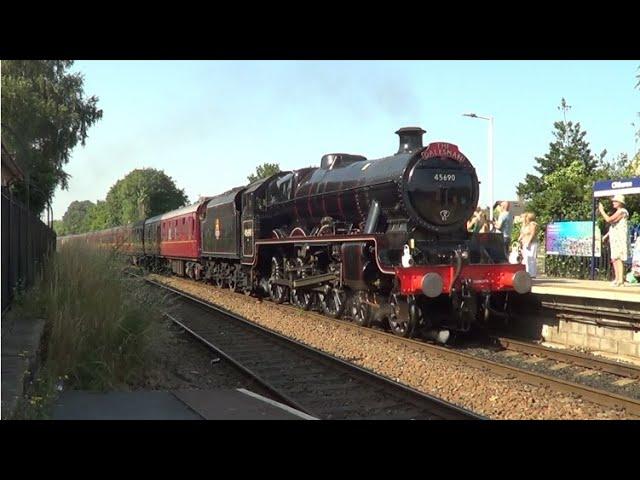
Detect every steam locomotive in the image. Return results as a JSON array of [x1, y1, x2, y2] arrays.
[[59, 127, 532, 341]]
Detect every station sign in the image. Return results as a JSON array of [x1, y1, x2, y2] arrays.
[[593, 177, 640, 198], [546, 221, 601, 257]]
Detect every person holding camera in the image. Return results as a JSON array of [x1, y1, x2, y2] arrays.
[[598, 194, 629, 287]]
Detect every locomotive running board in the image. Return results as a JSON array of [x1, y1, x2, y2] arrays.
[[273, 273, 338, 288]]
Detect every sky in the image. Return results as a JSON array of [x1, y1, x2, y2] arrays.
[[51, 60, 640, 220]]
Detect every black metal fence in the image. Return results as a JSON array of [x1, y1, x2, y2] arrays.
[[543, 240, 640, 280], [1, 187, 56, 312], [544, 248, 613, 281]]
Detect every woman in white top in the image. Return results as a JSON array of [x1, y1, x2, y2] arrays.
[[598, 194, 629, 287], [518, 213, 539, 277]]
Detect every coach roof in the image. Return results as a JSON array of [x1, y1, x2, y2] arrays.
[[146, 197, 211, 224]]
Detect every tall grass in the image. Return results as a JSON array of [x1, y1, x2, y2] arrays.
[[16, 244, 163, 392]]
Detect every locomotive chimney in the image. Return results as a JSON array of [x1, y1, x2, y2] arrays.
[[395, 127, 426, 155]]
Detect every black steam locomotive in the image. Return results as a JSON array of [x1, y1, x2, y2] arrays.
[[60, 127, 532, 341]]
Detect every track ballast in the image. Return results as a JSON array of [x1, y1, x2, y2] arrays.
[[145, 276, 483, 420]]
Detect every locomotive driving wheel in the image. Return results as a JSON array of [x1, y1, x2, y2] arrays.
[[228, 267, 238, 292], [291, 288, 313, 310], [350, 292, 371, 327], [243, 277, 253, 296], [319, 287, 346, 318], [388, 294, 417, 338], [213, 263, 225, 288], [290, 258, 313, 310], [269, 257, 288, 304]]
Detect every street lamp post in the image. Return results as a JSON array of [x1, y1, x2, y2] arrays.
[[463, 113, 494, 222]]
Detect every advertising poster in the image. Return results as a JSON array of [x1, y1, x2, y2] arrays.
[[545, 221, 601, 257]]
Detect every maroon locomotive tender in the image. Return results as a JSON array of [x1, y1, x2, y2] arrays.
[[59, 127, 532, 342]]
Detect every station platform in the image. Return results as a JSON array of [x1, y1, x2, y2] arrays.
[[1, 315, 45, 419], [532, 277, 640, 303], [52, 388, 317, 420], [530, 277, 640, 361]]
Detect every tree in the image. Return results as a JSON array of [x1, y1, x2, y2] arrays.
[[632, 151, 640, 177], [517, 99, 606, 228], [1, 60, 103, 215], [52, 219, 66, 236], [104, 169, 188, 225], [247, 162, 281, 183], [84, 200, 110, 231], [61, 200, 95, 234]]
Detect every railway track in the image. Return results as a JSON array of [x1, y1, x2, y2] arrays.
[[267, 292, 640, 411], [145, 272, 640, 418], [143, 276, 482, 420], [492, 336, 640, 379]]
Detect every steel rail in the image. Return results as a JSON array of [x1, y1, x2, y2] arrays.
[[288, 304, 640, 417], [162, 311, 314, 417], [147, 274, 640, 418], [541, 300, 640, 322], [493, 336, 640, 379], [142, 276, 482, 420]]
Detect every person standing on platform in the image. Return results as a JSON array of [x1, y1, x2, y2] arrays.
[[493, 204, 502, 233], [468, 208, 491, 234], [519, 213, 539, 277], [467, 207, 483, 232], [477, 210, 490, 233], [598, 194, 629, 287], [495, 201, 513, 254]]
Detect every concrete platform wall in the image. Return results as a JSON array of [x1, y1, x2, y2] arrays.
[[542, 320, 640, 360]]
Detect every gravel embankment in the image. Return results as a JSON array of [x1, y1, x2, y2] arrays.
[[148, 274, 634, 420]]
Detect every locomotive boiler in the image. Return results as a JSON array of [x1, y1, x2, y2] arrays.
[[264, 127, 479, 238]]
